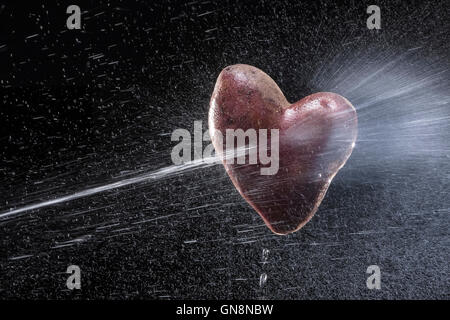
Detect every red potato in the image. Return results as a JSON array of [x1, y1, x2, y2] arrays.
[[209, 64, 358, 235]]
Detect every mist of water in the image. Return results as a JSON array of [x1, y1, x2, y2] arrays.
[[310, 47, 449, 168]]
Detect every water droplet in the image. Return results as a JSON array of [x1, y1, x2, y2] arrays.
[[262, 248, 269, 264], [259, 273, 267, 288]]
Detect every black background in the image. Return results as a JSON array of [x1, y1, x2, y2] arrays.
[[0, 0, 449, 299]]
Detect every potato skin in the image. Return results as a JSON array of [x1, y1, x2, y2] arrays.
[[209, 64, 357, 235]]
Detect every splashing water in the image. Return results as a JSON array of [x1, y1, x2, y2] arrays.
[[258, 248, 270, 299], [0, 146, 255, 220], [259, 272, 268, 288], [2, 48, 448, 223], [262, 248, 270, 264], [310, 47, 450, 168], [0, 158, 216, 219]]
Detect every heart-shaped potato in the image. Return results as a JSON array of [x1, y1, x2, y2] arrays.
[[209, 64, 358, 234]]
